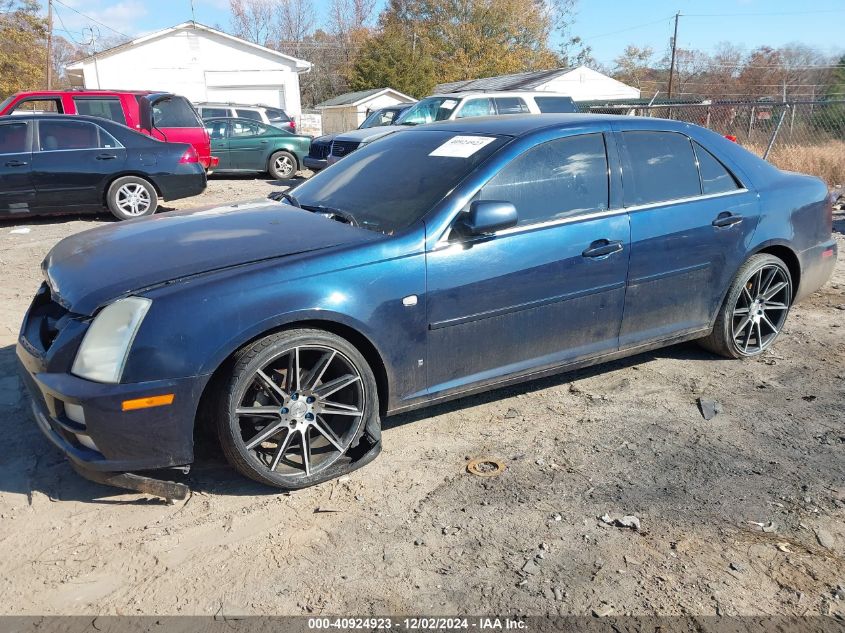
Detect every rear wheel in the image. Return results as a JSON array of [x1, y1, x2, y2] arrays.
[[268, 151, 297, 180], [106, 176, 158, 220], [216, 328, 380, 489], [699, 253, 793, 358]]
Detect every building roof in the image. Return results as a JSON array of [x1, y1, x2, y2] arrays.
[[316, 87, 416, 109], [434, 68, 574, 94], [66, 21, 311, 72]]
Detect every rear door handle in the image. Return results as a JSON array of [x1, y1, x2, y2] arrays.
[[95, 153, 118, 160], [5, 160, 27, 167], [582, 239, 624, 258], [712, 212, 743, 228]]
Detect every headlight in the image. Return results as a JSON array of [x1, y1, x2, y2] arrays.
[[72, 297, 152, 384]]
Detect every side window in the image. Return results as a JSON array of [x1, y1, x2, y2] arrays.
[[621, 131, 701, 206], [235, 109, 263, 121], [11, 98, 62, 114], [231, 120, 261, 137], [37, 120, 119, 151], [0, 122, 29, 154], [205, 120, 228, 140], [534, 96, 576, 113], [494, 97, 530, 114], [693, 141, 740, 194], [200, 107, 229, 119], [456, 98, 493, 119], [73, 98, 126, 125], [478, 133, 609, 227]]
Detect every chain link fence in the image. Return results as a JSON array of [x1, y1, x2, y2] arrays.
[[581, 101, 845, 187]]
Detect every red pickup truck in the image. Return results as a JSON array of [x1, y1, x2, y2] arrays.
[[0, 90, 218, 170]]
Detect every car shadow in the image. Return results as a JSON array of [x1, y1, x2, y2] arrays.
[[833, 208, 844, 235], [0, 338, 726, 503], [0, 212, 113, 229], [382, 341, 722, 431]]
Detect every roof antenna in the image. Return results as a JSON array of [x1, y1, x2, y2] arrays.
[[189, 0, 196, 23]]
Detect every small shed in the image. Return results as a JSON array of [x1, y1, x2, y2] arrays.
[[434, 66, 640, 102], [316, 88, 416, 134]]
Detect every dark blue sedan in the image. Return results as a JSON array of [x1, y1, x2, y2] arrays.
[[17, 114, 837, 496]]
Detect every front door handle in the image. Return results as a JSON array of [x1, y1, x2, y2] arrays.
[[712, 212, 743, 228], [5, 160, 27, 167], [95, 153, 118, 160], [582, 239, 624, 258]]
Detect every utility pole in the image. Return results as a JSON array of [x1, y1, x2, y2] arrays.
[[46, 0, 53, 89], [667, 11, 680, 100]]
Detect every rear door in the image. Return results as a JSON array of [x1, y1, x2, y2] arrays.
[[0, 120, 35, 214], [229, 120, 271, 170], [614, 127, 760, 346], [31, 119, 127, 210]]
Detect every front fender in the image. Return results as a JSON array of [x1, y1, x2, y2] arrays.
[[123, 246, 427, 410]]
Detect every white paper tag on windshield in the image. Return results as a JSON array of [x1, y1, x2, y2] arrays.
[[429, 135, 496, 158]]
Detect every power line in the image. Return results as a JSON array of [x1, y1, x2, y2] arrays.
[[580, 15, 675, 43], [51, 0, 129, 39], [684, 9, 845, 17]]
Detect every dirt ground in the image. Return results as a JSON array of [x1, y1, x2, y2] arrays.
[[0, 175, 843, 617]]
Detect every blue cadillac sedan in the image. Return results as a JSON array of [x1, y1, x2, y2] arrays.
[[17, 114, 837, 496]]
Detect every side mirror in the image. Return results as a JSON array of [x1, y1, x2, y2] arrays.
[[456, 200, 518, 236]]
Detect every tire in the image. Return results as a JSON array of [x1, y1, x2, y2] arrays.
[[106, 176, 158, 220], [215, 328, 381, 489], [699, 253, 793, 358], [268, 151, 297, 180]]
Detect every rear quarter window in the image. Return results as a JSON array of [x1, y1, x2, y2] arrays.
[[534, 96, 577, 113], [153, 97, 202, 128], [693, 141, 741, 194], [200, 107, 229, 119]]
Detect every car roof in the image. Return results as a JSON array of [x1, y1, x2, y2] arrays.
[[10, 89, 158, 97], [2, 112, 121, 125], [415, 113, 629, 136], [426, 91, 575, 99]]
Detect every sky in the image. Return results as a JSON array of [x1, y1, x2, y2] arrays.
[[49, 0, 844, 66]]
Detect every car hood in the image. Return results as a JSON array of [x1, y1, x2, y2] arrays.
[[43, 200, 381, 315], [334, 125, 403, 143]]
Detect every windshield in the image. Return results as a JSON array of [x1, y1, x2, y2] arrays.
[[0, 96, 14, 113], [397, 97, 460, 126], [290, 130, 509, 233]]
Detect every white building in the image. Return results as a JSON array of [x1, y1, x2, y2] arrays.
[[316, 88, 416, 134], [434, 66, 639, 101], [65, 22, 311, 121]]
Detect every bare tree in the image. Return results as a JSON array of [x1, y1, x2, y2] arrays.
[[229, 0, 278, 47], [613, 44, 654, 91], [278, 0, 316, 53]]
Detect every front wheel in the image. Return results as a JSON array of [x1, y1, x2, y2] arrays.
[[268, 151, 297, 180], [106, 176, 158, 220], [216, 329, 381, 489], [699, 253, 793, 358]]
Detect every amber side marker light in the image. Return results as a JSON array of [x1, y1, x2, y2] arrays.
[[122, 394, 175, 412], [822, 248, 834, 259]]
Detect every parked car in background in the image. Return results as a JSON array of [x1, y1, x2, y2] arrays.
[[0, 114, 206, 220], [325, 91, 577, 165], [196, 102, 296, 133], [17, 114, 836, 496], [205, 118, 310, 179], [304, 103, 414, 172], [0, 90, 217, 170]]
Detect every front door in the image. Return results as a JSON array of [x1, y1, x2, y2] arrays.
[[0, 120, 35, 215], [206, 120, 231, 169], [425, 133, 630, 396], [31, 119, 127, 210], [614, 128, 761, 347]]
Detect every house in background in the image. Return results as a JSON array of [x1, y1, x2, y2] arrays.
[[65, 22, 311, 122], [434, 66, 640, 101], [316, 88, 416, 134]]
